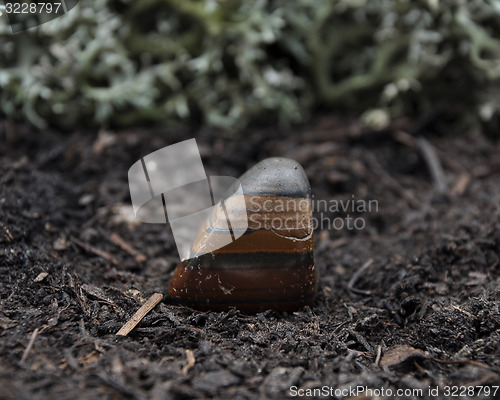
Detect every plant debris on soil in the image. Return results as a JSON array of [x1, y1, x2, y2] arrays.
[[1, 117, 499, 399]]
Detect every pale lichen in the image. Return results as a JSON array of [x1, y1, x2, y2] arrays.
[[0, 0, 499, 131]]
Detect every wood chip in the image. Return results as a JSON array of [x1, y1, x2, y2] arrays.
[[450, 172, 471, 196], [116, 293, 164, 336], [380, 345, 427, 367], [93, 130, 117, 155], [34, 272, 49, 282], [182, 349, 196, 374]]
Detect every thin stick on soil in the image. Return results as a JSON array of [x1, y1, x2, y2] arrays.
[[71, 236, 120, 266], [418, 137, 447, 195], [433, 358, 500, 373], [0, 221, 14, 242], [348, 258, 374, 295], [20, 327, 39, 364], [365, 154, 421, 209], [395, 130, 470, 195], [374, 345, 382, 367], [450, 173, 471, 196], [109, 232, 147, 263], [116, 293, 164, 336]]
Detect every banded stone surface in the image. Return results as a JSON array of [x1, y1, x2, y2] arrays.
[[167, 158, 316, 312]]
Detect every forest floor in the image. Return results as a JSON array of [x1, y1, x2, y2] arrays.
[[0, 116, 499, 399]]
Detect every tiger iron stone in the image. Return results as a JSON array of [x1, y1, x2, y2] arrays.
[[167, 158, 316, 312]]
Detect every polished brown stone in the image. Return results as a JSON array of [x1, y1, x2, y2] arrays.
[[167, 158, 316, 312]]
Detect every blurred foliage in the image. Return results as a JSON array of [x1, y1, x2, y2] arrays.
[[1, 0, 499, 131]]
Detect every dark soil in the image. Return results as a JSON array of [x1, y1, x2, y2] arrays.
[[1, 117, 499, 399]]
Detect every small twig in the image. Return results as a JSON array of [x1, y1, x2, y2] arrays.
[[348, 329, 373, 353], [332, 320, 350, 334], [433, 358, 500, 374], [418, 137, 447, 195], [450, 172, 471, 196], [451, 304, 473, 318], [374, 345, 382, 367], [393, 130, 418, 148], [329, 237, 349, 250], [71, 236, 120, 266], [394, 130, 463, 171], [96, 373, 140, 400], [182, 349, 196, 374], [64, 348, 80, 371], [348, 258, 374, 295], [366, 154, 421, 209], [68, 274, 90, 316], [0, 221, 14, 242], [109, 232, 146, 263], [20, 328, 39, 364], [116, 293, 164, 336], [472, 157, 500, 179], [395, 130, 471, 196]]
